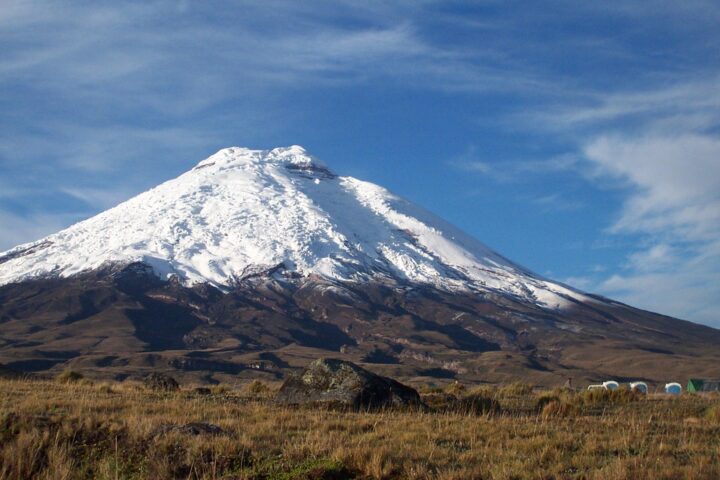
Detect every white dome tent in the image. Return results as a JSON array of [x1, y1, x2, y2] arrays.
[[602, 381, 619, 391], [665, 382, 682, 395], [630, 382, 648, 394]]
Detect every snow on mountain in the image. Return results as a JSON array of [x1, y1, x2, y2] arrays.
[[0, 146, 590, 309]]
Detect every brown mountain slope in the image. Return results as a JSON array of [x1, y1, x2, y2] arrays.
[[0, 263, 718, 387]]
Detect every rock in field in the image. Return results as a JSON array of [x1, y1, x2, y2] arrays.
[[275, 358, 423, 409], [152, 422, 225, 437], [144, 372, 179, 392]]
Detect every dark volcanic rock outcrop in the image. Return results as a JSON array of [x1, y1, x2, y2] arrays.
[[144, 372, 179, 391], [275, 358, 423, 409], [151, 422, 225, 437]]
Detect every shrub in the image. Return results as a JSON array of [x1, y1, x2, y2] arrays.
[[56, 369, 83, 384], [500, 382, 533, 397], [118, 379, 145, 392], [536, 394, 561, 412], [96, 382, 114, 394], [705, 404, 720, 424], [247, 379, 271, 396], [418, 384, 444, 394], [456, 394, 501, 415], [467, 385, 498, 398], [211, 384, 230, 395], [445, 381, 467, 396], [541, 400, 579, 418], [421, 392, 458, 411], [578, 387, 639, 406]]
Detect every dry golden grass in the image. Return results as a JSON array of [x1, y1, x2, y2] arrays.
[[1, 377, 719, 479]]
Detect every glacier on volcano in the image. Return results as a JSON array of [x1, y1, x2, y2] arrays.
[[0, 146, 589, 310]]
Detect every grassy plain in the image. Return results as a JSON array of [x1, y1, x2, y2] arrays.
[[1, 377, 719, 479]]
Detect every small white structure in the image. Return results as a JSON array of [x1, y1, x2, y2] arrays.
[[665, 382, 682, 395], [602, 381, 619, 391], [587, 384, 606, 391], [630, 382, 648, 394]]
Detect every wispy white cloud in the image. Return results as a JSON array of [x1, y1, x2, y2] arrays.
[[584, 134, 720, 241], [449, 149, 582, 183], [461, 70, 720, 325], [562, 275, 595, 291], [447, 146, 495, 174], [551, 79, 720, 326], [0, 0, 559, 119], [585, 133, 720, 325], [529, 193, 584, 213], [59, 187, 135, 211], [601, 267, 720, 326], [627, 244, 679, 272]]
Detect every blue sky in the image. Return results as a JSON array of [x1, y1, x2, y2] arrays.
[[1, 1, 719, 326]]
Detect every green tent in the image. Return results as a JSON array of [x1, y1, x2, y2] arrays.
[[687, 379, 720, 393], [687, 379, 704, 393]]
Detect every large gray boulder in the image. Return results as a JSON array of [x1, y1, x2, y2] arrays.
[[275, 358, 423, 409]]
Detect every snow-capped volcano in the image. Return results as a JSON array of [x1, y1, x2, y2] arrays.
[[0, 146, 585, 309], [2, 146, 720, 385]]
